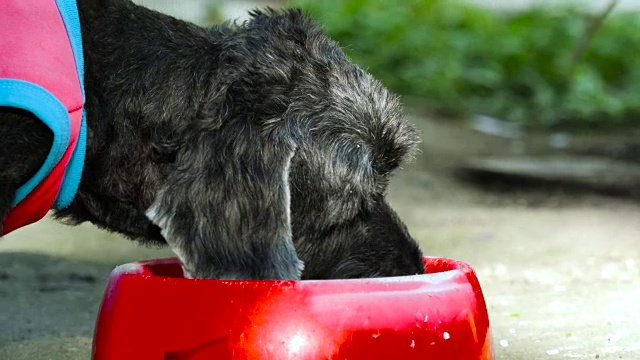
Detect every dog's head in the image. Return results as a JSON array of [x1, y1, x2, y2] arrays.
[[239, 9, 425, 279], [143, 8, 424, 280], [287, 48, 424, 279]]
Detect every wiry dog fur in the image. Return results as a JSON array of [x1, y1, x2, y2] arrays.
[[0, 0, 424, 280]]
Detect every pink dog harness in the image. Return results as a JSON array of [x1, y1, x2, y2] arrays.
[[0, 0, 86, 235]]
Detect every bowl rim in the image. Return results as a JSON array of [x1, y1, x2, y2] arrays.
[[110, 256, 473, 285]]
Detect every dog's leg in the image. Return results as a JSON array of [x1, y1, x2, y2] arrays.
[[145, 133, 303, 280], [0, 108, 52, 234]]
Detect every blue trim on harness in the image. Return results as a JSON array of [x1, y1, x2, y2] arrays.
[[53, 0, 86, 210], [0, 80, 70, 206]]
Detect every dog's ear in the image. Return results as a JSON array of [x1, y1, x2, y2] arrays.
[[326, 68, 420, 189], [145, 127, 303, 280]]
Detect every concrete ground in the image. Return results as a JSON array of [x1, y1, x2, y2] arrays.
[[1, 112, 639, 359]]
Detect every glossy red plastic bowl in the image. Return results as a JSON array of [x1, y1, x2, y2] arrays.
[[92, 257, 494, 360]]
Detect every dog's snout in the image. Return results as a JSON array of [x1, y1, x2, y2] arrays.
[[296, 197, 424, 280]]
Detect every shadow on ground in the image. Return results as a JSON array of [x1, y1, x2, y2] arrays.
[[0, 253, 113, 359], [0, 253, 114, 345]]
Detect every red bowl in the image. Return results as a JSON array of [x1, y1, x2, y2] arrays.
[[92, 257, 494, 360]]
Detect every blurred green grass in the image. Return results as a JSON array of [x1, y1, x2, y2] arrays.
[[286, 0, 640, 129]]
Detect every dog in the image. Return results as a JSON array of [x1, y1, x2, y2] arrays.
[[0, 0, 425, 280]]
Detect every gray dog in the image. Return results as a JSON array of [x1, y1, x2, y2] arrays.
[[0, 0, 425, 280]]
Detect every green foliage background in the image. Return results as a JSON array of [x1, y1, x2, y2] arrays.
[[288, 0, 640, 128]]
